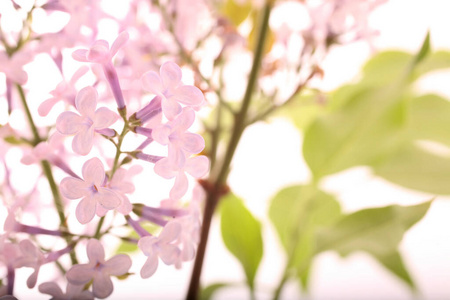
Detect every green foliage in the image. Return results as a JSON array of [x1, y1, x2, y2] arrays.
[[200, 283, 230, 300], [316, 201, 432, 287], [220, 193, 263, 289], [269, 185, 341, 288]]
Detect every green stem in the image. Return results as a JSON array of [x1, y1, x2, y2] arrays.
[[94, 216, 105, 239], [186, 2, 273, 299], [17, 84, 40, 144]]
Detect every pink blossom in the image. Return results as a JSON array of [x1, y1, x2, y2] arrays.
[[56, 86, 118, 155], [38, 66, 89, 117], [59, 158, 121, 224], [66, 239, 131, 299], [14, 240, 45, 289], [39, 282, 94, 300], [0, 50, 32, 85], [141, 62, 204, 120], [154, 155, 209, 200], [138, 221, 182, 278], [152, 107, 205, 168]]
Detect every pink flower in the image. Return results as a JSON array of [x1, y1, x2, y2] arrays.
[[152, 107, 205, 168], [66, 239, 131, 299], [0, 50, 32, 85], [39, 282, 94, 300], [154, 155, 209, 200], [59, 158, 121, 224], [14, 239, 45, 288], [38, 66, 89, 117], [56, 86, 118, 155], [141, 62, 204, 120], [138, 221, 182, 278]]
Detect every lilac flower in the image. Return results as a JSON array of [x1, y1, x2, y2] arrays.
[[152, 107, 205, 168], [154, 155, 209, 200], [0, 50, 32, 85], [141, 61, 204, 120], [138, 221, 182, 278], [14, 240, 45, 289], [73, 32, 129, 109], [56, 86, 118, 156], [39, 282, 94, 300], [59, 158, 121, 224], [38, 66, 89, 117], [66, 239, 131, 299]]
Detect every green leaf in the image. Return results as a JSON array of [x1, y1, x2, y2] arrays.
[[303, 86, 409, 179], [361, 51, 412, 87], [276, 91, 327, 130], [411, 31, 431, 67], [374, 142, 450, 194], [408, 94, 450, 148], [220, 0, 252, 27], [200, 283, 230, 300], [220, 193, 263, 289], [316, 201, 433, 288], [268, 185, 341, 289]]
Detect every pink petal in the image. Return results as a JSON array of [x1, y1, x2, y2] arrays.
[[168, 144, 186, 169], [76, 87, 98, 117], [116, 195, 132, 215], [70, 66, 90, 85], [160, 61, 182, 89], [19, 239, 37, 257], [72, 49, 89, 62], [141, 71, 163, 95], [159, 244, 180, 265], [173, 108, 195, 132], [181, 133, 205, 154], [27, 269, 39, 288], [82, 157, 105, 186], [38, 98, 59, 117], [159, 221, 182, 243], [170, 172, 188, 200], [95, 188, 121, 209], [152, 125, 171, 145], [38, 282, 64, 298], [154, 158, 178, 179], [173, 85, 204, 106], [138, 236, 156, 256], [140, 255, 158, 279], [72, 126, 94, 155], [60, 177, 90, 199], [66, 264, 95, 285], [103, 254, 132, 276], [86, 239, 105, 263], [185, 155, 209, 178], [87, 40, 110, 63], [162, 98, 182, 121], [93, 107, 118, 129], [56, 111, 83, 135], [92, 272, 114, 299], [110, 31, 129, 57], [76, 197, 97, 224]]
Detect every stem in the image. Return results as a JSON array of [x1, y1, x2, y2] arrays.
[[94, 216, 105, 239], [186, 2, 273, 299], [17, 84, 40, 145]]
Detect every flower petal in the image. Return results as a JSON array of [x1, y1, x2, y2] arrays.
[[162, 98, 182, 121], [76, 86, 98, 117], [154, 158, 177, 179], [93, 107, 118, 129], [170, 172, 188, 200], [86, 239, 105, 263], [76, 197, 97, 224], [60, 177, 90, 199], [66, 264, 95, 285], [140, 255, 158, 279], [159, 244, 180, 265], [38, 282, 64, 298], [56, 111, 83, 135], [110, 31, 129, 57], [151, 124, 171, 145], [95, 188, 121, 209], [72, 49, 89, 62], [92, 272, 113, 299], [160, 61, 182, 89], [82, 157, 105, 186], [72, 126, 94, 156], [173, 107, 195, 131], [185, 155, 209, 178], [38, 98, 59, 117], [159, 221, 182, 243], [181, 133, 205, 154], [103, 254, 132, 276], [173, 85, 204, 106], [141, 71, 163, 95]]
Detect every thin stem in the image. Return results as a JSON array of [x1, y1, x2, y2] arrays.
[[186, 2, 273, 299], [94, 216, 105, 239], [17, 84, 40, 145]]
